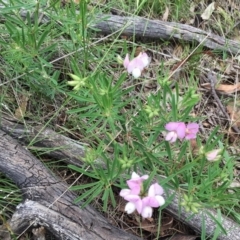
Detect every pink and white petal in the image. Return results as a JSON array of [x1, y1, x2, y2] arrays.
[[165, 122, 179, 131], [155, 195, 165, 206], [135, 199, 143, 214], [185, 133, 196, 140], [119, 189, 131, 197], [129, 173, 149, 182], [171, 134, 178, 142], [126, 181, 141, 194], [131, 172, 140, 179], [176, 122, 186, 139], [206, 152, 217, 161], [142, 196, 149, 203], [165, 131, 172, 141], [132, 68, 141, 78], [141, 206, 153, 218], [139, 52, 151, 67], [124, 194, 141, 202], [137, 60, 146, 71], [186, 123, 199, 133], [127, 178, 137, 186], [148, 184, 155, 197], [186, 123, 199, 129], [165, 131, 176, 142], [132, 176, 149, 184], [206, 149, 220, 161], [127, 172, 148, 193], [149, 183, 164, 196], [127, 178, 141, 186], [142, 196, 162, 208], [165, 132, 174, 141], [130, 186, 141, 195], [127, 58, 145, 73], [125, 202, 136, 214], [148, 197, 161, 207], [126, 60, 136, 73], [123, 54, 130, 68], [141, 174, 149, 180]]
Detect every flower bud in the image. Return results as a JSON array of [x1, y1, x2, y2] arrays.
[[67, 74, 87, 91], [145, 105, 159, 118], [205, 149, 222, 161], [68, 73, 81, 81], [67, 80, 79, 86], [181, 194, 201, 213], [117, 55, 123, 64]]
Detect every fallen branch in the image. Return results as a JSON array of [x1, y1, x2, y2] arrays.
[[0, 115, 87, 168], [0, 127, 141, 240], [1, 115, 240, 240], [1, 3, 240, 55], [93, 14, 240, 55]]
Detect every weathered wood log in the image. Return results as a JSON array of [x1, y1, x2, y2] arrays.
[[0, 115, 86, 168], [1, 3, 240, 55], [6, 200, 115, 240], [93, 14, 240, 55], [0, 128, 141, 240], [1, 115, 240, 240]]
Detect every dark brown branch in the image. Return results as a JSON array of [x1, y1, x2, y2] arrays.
[[1, 115, 240, 240]]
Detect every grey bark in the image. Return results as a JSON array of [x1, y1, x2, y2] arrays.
[[0, 115, 240, 240], [0, 115, 86, 168], [93, 14, 240, 55], [0, 125, 141, 240], [1, 3, 240, 54]]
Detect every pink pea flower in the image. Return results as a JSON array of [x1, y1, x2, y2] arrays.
[[120, 172, 149, 197], [120, 172, 148, 214], [185, 123, 199, 140], [120, 173, 165, 218], [123, 194, 143, 214], [141, 183, 165, 218], [205, 149, 222, 161], [123, 52, 151, 78], [165, 122, 186, 142], [127, 172, 149, 194]]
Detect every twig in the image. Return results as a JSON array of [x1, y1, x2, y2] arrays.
[[207, 72, 240, 134]]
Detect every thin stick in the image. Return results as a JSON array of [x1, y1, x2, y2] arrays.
[[207, 72, 240, 134]]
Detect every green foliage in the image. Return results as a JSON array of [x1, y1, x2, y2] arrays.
[[68, 146, 122, 210], [0, 0, 239, 238], [0, 174, 22, 219]]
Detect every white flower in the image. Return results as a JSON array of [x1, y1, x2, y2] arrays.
[[125, 202, 136, 214], [141, 206, 153, 218]]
